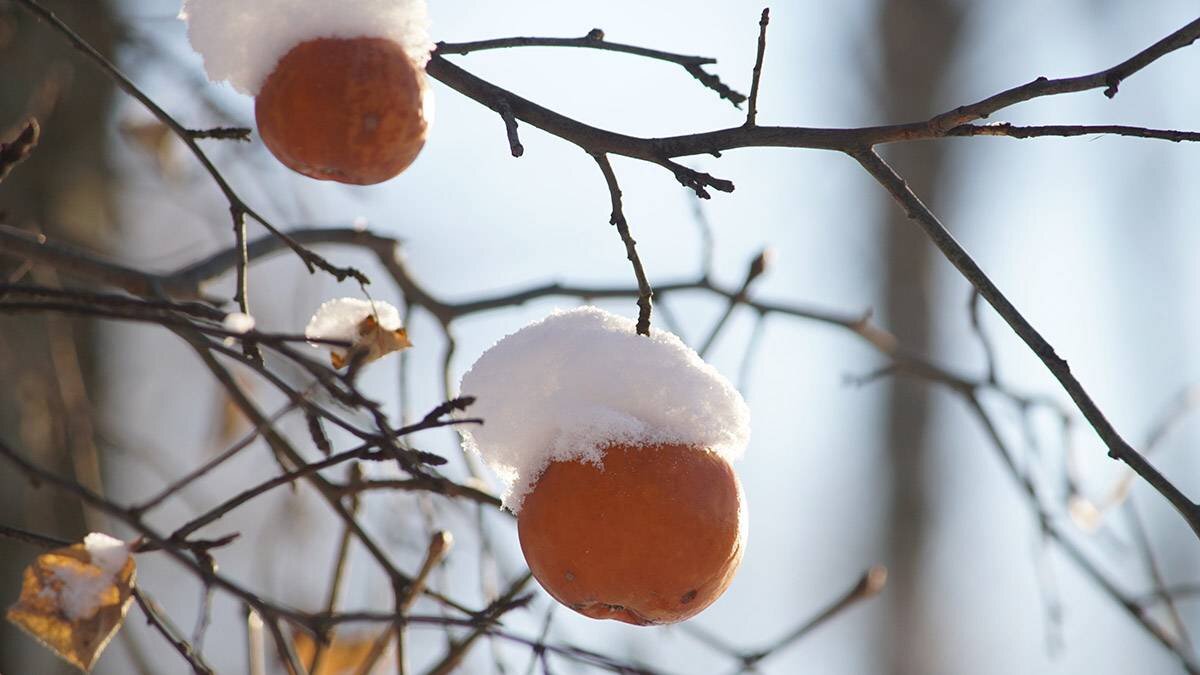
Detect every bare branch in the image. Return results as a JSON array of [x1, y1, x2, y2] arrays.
[[436, 31, 746, 107], [851, 146, 1200, 541], [133, 589, 216, 675], [428, 17, 1200, 189], [947, 122, 1200, 143], [739, 566, 887, 670]]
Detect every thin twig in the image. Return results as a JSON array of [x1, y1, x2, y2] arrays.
[[307, 465, 365, 675], [133, 588, 216, 675], [425, 572, 534, 675], [354, 531, 453, 675], [1127, 498, 1195, 653], [131, 403, 295, 515], [737, 566, 887, 671], [497, 100, 524, 157], [745, 8, 770, 126], [436, 31, 746, 107], [947, 122, 1200, 143], [426, 18, 1200, 190], [698, 248, 770, 357], [592, 153, 653, 335], [967, 288, 998, 385]]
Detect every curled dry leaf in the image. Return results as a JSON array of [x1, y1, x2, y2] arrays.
[[5, 533, 136, 672], [305, 298, 412, 369], [331, 313, 412, 369]]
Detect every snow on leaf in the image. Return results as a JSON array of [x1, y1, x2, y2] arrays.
[[305, 298, 411, 369], [5, 533, 136, 672]]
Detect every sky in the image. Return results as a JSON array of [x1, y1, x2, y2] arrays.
[[90, 1, 1200, 673]]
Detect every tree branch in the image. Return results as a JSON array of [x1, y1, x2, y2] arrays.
[[436, 30, 746, 107], [851, 146, 1200, 542]]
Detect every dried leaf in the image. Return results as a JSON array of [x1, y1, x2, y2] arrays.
[[6, 533, 136, 672], [330, 314, 412, 369], [293, 630, 389, 675], [305, 298, 411, 370]]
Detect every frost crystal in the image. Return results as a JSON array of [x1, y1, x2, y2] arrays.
[[180, 0, 433, 95], [460, 307, 751, 512]]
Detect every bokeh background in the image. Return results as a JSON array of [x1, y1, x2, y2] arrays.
[[2, 0, 1200, 673]]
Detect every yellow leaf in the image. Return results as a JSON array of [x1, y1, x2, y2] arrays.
[[6, 533, 136, 672], [293, 629, 389, 675]]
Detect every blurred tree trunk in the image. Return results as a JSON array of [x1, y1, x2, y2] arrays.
[[0, 1, 118, 672], [875, 1, 963, 674]]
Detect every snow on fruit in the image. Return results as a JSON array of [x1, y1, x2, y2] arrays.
[[459, 307, 750, 625], [181, 0, 433, 185]]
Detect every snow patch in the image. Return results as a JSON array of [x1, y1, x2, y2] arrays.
[[305, 298, 402, 344], [83, 533, 129, 577], [54, 534, 130, 621], [180, 0, 432, 95], [460, 307, 750, 512], [222, 311, 256, 334]]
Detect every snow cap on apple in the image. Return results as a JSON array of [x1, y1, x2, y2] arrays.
[[459, 306, 751, 512], [180, 0, 432, 95]]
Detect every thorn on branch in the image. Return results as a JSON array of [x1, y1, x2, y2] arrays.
[[746, 8, 771, 127], [187, 126, 252, 142], [0, 118, 40, 183]]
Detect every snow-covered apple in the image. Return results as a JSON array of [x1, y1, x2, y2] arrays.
[[181, 0, 433, 185], [459, 307, 751, 625]]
